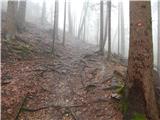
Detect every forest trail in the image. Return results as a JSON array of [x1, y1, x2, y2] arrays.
[[2, 27, 125, 120]]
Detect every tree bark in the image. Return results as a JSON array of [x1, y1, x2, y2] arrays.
[[5, 1, 18, 39], [125, 1, 159, 120], [17, 0, 26, 32], [63, 0, 67, 45]]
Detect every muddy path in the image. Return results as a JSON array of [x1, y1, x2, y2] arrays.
[[2, 39, 124, 120]]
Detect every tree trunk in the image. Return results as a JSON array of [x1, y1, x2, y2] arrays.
[[158, 0, 160, 76], [125, 1, 159, 120], [107, 0, 111, 60], [78, 1, 89, 40], [52, 0, 59, 55], [102, 1, 109, 54], [63, 0, 67, 45], [17, 0, 26, 32], [120, 0, 125, 57], [5, 1, 18, 39], [99, 0, 104, 54], [41, 0, 46, 25], [118, 1, 120, 56]]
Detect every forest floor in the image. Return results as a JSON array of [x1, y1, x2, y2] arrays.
[[1, 22, 126, 120]]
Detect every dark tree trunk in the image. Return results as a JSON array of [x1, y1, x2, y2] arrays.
[[99, 0, 104, 54], [107, 0, 111, 60], [63, 0, 67, 45], [52, 0, 59, 55], [125, 1, 159, 120]]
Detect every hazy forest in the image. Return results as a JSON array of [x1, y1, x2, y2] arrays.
[[1, 0, 160, 120]]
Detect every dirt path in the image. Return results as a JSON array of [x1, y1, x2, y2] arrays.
[[2, 40, 124, 120]]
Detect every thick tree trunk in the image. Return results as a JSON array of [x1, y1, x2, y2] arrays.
[[17, 0, 26, 32], [125, 1, 159, 120], [102, 1, 109, 54], [107, 0, 111, 60], [52, 0, 59, 55], [63, 0, 67, 45], [5, 1, 18, 39], [118, 1, 125, 57], [158, 1, 160, 75], [99, 0, 104, 54]]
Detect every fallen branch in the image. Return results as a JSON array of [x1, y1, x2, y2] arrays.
[[15, 94, 28, 120]]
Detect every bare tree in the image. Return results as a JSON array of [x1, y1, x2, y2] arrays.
[[78, 1, 89, 40], [107, 0, 111, 60], [158, 0, 160, 75], [5, 1, 18, 39], [63, 0, 67, 45], [120, 0, 125, 56], [99, 0, 104, 54], [118, 1, 120, 56], [102, 1, 110, 54], [41, 0, 46, 25], [52, 0, 59, 55], [125, 1, 159, 120], [17, 0, 26, 32]]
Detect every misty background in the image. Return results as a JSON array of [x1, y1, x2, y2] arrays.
[[1, 0, 159, 66]]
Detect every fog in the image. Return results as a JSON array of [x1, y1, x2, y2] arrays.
[[1, 0, 159, 66]]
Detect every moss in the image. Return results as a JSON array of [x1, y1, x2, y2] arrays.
[[131, 113, 146, 120], [116, 85, 125, 95]]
